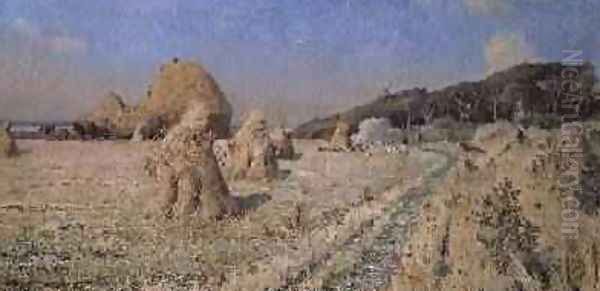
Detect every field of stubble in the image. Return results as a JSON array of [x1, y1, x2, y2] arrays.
[[0, 139, 434, 290]]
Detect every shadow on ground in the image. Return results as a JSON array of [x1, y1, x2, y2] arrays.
[[235, 192, 272, 213]]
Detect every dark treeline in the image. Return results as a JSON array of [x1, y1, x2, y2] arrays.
[[294, 62, 598, 139]]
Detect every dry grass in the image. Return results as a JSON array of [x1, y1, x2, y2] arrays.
[[389, 123, 600, 291], [0, 128, 17, 158], [0, 138, 419, 290]]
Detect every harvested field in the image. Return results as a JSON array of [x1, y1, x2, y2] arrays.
[[0, 139, 444, 290]]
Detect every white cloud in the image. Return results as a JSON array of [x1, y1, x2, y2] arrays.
[[48, 36, 88, 54], [414, 0, 436, 7], [0, 18, 96, 120], [485, 32, 540, 74], [121, 0, 178, 16], [11, 17, 42, 37], [464, 0, 512, 16], [464, 0, 552, 16], [9, 18, 88, 55]]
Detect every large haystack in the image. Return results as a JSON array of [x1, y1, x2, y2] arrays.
[[151, 102, 238, 219], [139, 60, 232, 138], [270, 127, 295, 159], [0, 126, 17, 158], [229, 111, 279, 180]]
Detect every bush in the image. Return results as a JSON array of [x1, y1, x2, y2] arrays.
[[420, 128, 450, 143], [351, 117, 394, 146], [474, 178, 541, 275], [429, 117, 476, 142], [431, 117, 459, 130], [473, 121, 517, 142], [520, 113, 562, 129]]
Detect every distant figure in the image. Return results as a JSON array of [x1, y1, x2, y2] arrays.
[[517, 126, 526, 144]]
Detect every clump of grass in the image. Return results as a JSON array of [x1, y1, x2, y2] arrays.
[[474, 178, 557, 288], [0, 126, 17, 158]]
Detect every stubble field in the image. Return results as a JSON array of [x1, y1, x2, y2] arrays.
[[0, 139, 442, 290]]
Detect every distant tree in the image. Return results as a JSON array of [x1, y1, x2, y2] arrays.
[[422, 103, 435, 126], [513, 98, 525, 122], [491, 96, 498, 122], [454, 94, 472, 123]]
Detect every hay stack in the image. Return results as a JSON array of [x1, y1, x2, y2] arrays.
[[329, 118, 352, 151], [85, 60, 231, 139], [270, 127, 295, 159], [0, 125, 17, 158], [229, 111, 279, 180], [84, 92, 140, 138], [151, 102, 238, 219], [85, 92, 128, 124], [139, 60, 232, 138]]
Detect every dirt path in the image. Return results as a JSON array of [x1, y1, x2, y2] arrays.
[[280, 147, 456, 290]]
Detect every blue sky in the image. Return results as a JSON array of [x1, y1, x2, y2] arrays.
[[0, 0, 598, 122]]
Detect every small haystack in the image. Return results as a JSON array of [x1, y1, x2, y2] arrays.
[[85, 92, 128, 124], [229, 111, 279, 180], [150, 102, 238, 219], [84, 92, 140, 138], [139, 60, 232, 138], [329, 118, 352, 151], [270, 127, 295, 159], [0, 124, 17, 158]]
